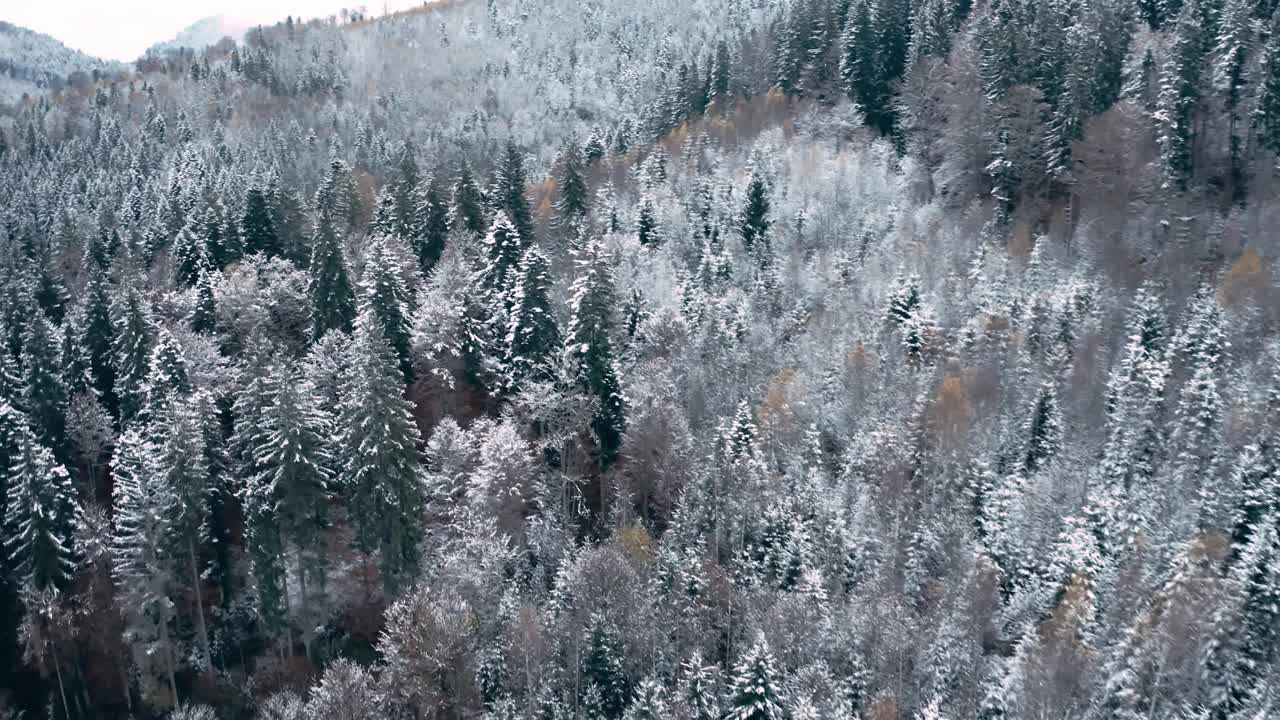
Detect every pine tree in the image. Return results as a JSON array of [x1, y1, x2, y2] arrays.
[[624, 678, 669, 720], [4, 424, 76, 592], [1213, 0, 1254, 201], [493, 140, 535, 247], [243, 187, 282, 257], [155, 393, 214, 670], [1255, 11, 1280, 154], [636, 195, 660, 247], [192, 269, 217, 335], [81, 274, 116, 414], [112, 286, 153, 425], [740, 170, 772, 257], [565, 239, 626, 467], [725, 634, 787, 720], [680, 652, 721, 720], [556, 144, 590, 228], [1156, 3, 1207, 189], [504, 245, 560, 394], [452, 162, 488, 236], [359, 238, 414, 383], [173, 216, 207, 288], [1023, 381, 1063, 473], [583, 615, 631, 720], [21, 313, 68, 455], [110, 424, 180, 704], [242, 365, 334, 639], [143, 328, 192, 417], [339, 309, 425, 594], [413, 178, 450, 275], [308, 211, 356, 340], [479, 211, 525, 309]]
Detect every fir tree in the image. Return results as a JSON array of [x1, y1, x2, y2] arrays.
[[339, 309, 425, 594], [637, 195, 660, 247], [493, 140, 535, 247], [1156, 4, 1207, 190], [556, 144, 590, 228], [21, 313, 68, 456], [112, 286, 153, 426], [504, 245, 561, 394], [243, 187, 282, 257], [452, 162, 488, 236], [413, 178, 450, 275], [81, 274, 116, 414], [192, 269, 217, 335], [565, 239, 626, 467], [308, 212, 356, 340], [1255, 11, 1280, 154], [359, 238, 414, 383], [725, 634, 787, 720], [4, 424, 77, 592], [584, 615, 631, 720], [1023, 382, 1063, 473], [739, 169, 772, 256]]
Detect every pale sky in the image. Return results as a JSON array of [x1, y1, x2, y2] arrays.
[[4, 0, 426, 62]]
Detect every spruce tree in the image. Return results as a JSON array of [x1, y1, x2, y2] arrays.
[[1023, 382, 1063, 473], [740, 170, 772, 256], [4, 424, 77, 592], [452, 162, 488, 236], [725, 634, 786, 720], [308, 212, 356, 340], [81, 273, 116, 414], [413, 178, 450, 275], [192, 269, 217, 335], [112, 286, 154, 426], [493, 140, 535, 247], [1156, 4, 1207, 190], [21, 313, 68, 456], [1255, 11, 1280, 154], [583, 615, 631, 720], [339, 309, 425, 594], [243, 187, 282, 257], [504, 245, 560, 394], [565, 238, 626, 467], [636, 195, 660, 247], [359, 238, 414, 383], [556, 144, 590, 228]]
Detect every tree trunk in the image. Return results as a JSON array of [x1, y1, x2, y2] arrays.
[[188, 538, 213, 670], [50, 643, 70, 720]]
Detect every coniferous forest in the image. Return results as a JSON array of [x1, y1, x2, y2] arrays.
[[2, 0, 1280, 718]]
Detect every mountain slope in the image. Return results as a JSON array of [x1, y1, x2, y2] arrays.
[[0, 21, 122, 102], [146, 15, 255, 56]]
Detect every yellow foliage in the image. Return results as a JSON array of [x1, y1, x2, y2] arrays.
[[1219, 249, 1270, 307], [618, 524, 654, 567]]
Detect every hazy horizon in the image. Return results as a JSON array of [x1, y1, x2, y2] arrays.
[[3, 0, 426, 62]]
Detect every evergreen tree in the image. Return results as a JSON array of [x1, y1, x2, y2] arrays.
[[452, 162, 488, 236], [308, 212, 356, 340], [112, 286, 153, 425], [583, 615, 631, 720], [172, 216, 207, 288], [1156, 4, 1207, 189], [556, 144, 590, 227], [192, 269, 217, 335], [1255, 9, 1280, 154], [81, 274, 116, 414], [740, 169, 772, 256], [243, 187, 282, 257], [1023, 381, 1063, 473], [493, 140, 535, 247], [565, 239, 626, 467], [637, 195, 660, 247], [504, 245, 561, 394], [339, 309, 425, 594], [155, 393, 214, 670], [725, 634, 787, 720], [4, 424, 76, 592], [21, 313, 68, 456], [359, 238, 414, 383], [413, 178, 450, 275], [109, 425, 179, 703]]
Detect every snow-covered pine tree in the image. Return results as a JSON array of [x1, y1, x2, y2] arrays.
[[339, 308, 425, 594], [565, 238, 626, 467], [725, 633, 787, 720]]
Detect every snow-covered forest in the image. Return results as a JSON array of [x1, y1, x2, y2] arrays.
[[1, 0, 1280, 718]]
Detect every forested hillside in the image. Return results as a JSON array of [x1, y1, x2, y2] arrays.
[[1, 0, 1279, 718]]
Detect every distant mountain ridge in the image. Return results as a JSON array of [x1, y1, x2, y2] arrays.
[[0, 21, 122, 102], [147, 15, 255, 56]]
